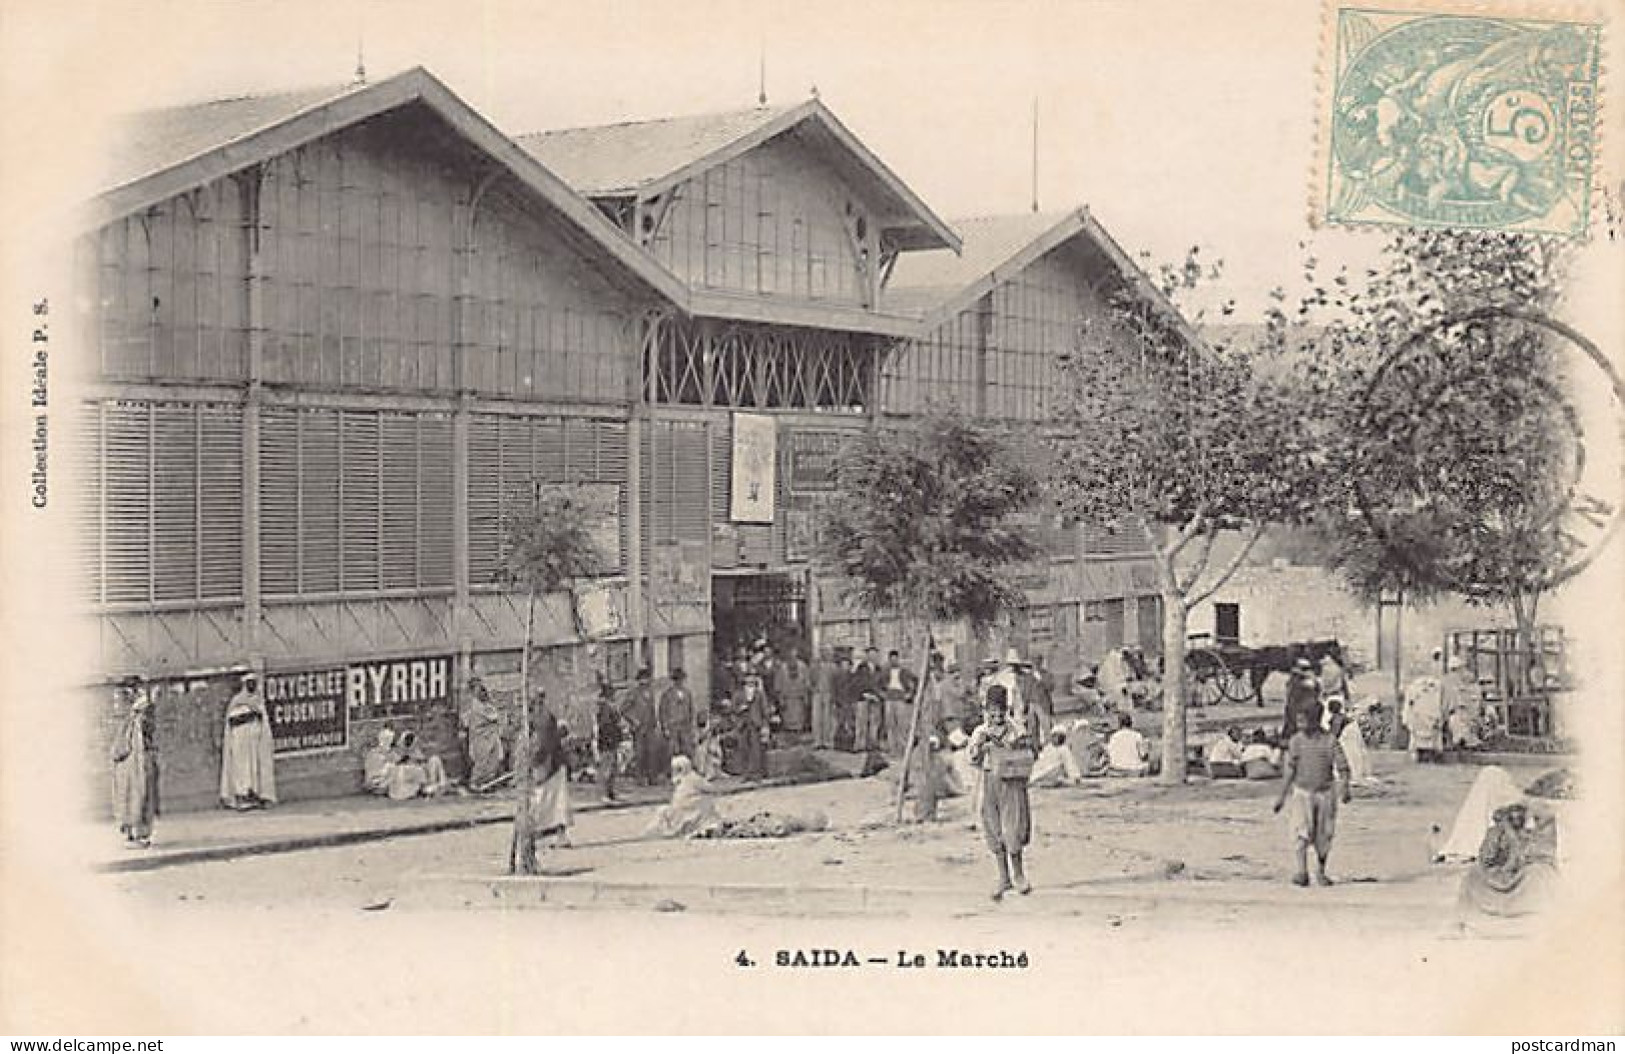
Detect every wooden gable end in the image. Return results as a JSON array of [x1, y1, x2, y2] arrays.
[[643, 131, 885, 310], [883, 238, 1119, 421], [87, 103, 650, 403]]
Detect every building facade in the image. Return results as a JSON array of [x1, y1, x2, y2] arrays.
[[78, 68, 1165, 810]]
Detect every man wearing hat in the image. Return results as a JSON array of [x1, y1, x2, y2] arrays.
[[979, 648, 1030, 728], [1281, 657, 1322, 741], [220, 670, 277, 810], [625, 667, 665, 785]]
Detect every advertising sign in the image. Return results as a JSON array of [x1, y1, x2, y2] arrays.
[[263, 667, 349, 754], [345, 655, 453, 721], [730, 412, 776, 523], [788, 430, 843, 493]]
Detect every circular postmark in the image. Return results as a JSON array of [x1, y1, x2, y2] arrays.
[[1330, 16, 1599, 229], [1352, 306, 1625, 598]]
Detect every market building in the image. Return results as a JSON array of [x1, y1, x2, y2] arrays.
[[77, 68, 1169, 809]]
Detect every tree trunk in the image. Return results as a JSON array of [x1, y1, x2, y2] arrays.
[[893, 625, 935, 824], [510, 590, 539, 876], [1510, 589, 1541, 698], [1159, 588, 1190, 784]]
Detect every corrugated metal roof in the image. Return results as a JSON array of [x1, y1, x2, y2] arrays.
[[883, 210, 1076, 317], [104, 83, 359, 191], [515, 106, 794, 196]]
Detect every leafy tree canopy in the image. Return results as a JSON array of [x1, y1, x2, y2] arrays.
[[819, 414, 1041, 632]]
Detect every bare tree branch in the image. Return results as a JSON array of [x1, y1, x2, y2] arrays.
[[1177, 523, 1219, 595], [1167, 511, 1207, 561], [1186, 523, 1265, 610]]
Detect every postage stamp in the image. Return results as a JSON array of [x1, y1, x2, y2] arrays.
[[1316, 2, 1605, 236]]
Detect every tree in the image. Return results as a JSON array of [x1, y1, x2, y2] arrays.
[[818, 413, 1041, 821], [498, 486, 604, 875], [1292, 230, 1583, 694], [1049, 250, 1325, 783]]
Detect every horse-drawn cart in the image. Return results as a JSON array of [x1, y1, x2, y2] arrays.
[[1184, 636, 1347, 707]]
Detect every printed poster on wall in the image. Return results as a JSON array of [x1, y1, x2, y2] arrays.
[[263, 667, 349, 754], [574, 581, 628, 640], [730, 412, 776, 523], [788, 430, 843, 493]]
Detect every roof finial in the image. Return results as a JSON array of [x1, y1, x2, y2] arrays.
[[354, 29, 368, 85], [809, 83, 820, 100], [758, 40, 768, 107], [1030, 96, 1040, 213]]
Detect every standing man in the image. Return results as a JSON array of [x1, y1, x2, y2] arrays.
[[811, 645, 839, 750], [774, 649, 813, 736], [1281, 657, 1322, 739], [850, 647, 882, 753], [1272, 699, 1353, 887], [625, 668, 663, 785], [594, 681, 624, 803], [463, 677, 509, 792], [659, 668, 697, 764], [111, 677, 159, 849], [220, 671, 277, 810], [1318, 651, 1350, 704], [1027, 653, 1056, 743], [880, 649, 919, 758]]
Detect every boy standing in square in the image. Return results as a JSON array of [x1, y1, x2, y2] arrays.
[[1273, 699, 1352, 887]]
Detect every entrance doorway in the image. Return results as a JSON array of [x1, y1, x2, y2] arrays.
[[711, 573, 811, 669]]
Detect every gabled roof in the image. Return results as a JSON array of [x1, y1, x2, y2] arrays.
[[884, 210, 1074, 318], [516, 106, 795, 197], [886, 206, 1200, 346], [518, 99, 960, 254], [90, 67, 690, 307]]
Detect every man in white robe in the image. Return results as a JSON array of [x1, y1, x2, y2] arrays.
[[220, 671, 277, 809]]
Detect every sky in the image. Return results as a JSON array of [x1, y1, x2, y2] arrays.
[[2, 0, 1409, 316]]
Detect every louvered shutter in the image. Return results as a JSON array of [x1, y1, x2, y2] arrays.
[[709, 417, 734, 568], [418, 413, 454, 589], [260, 407, 300, 596], [468, 415, 502, 586], [299, 409, 341, 593], [380, 412, 418, 591], [673, 421, 709, 544], [640, 423, 663, 551], [104, 403, 152, 603], [595, 421, 628, 572], [341, 410, 380, 592], [197, 405, 242, 599]]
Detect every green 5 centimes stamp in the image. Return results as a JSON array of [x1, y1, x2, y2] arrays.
[[1322, 4, 1602, 236]]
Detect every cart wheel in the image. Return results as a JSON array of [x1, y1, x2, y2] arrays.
[[1220, 664, 1258, 704]]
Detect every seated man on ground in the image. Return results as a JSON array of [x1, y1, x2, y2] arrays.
[[363, 727, 398, 795], [1106, 712, 1152, 777], [645, 754, 722, 839], [1242, 730, 1282, 780], [1064, 718, 1110, 778], [1030, 724, 1085, 787], [1207, 726, 1246, 779], [1458, 801, 1559, 918], [386, 730, 452, 800]]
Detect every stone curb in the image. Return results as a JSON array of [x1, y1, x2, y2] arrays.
[[95, 771, 851, 875], [401, 872, 1458, 921]]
